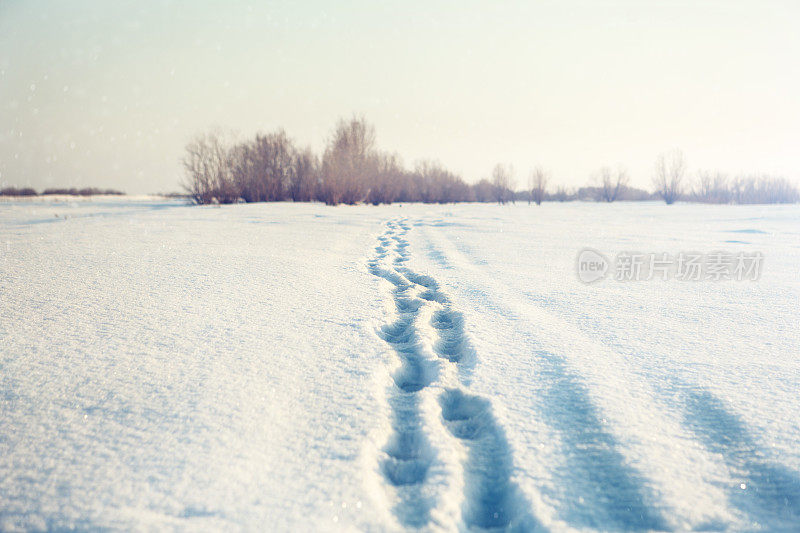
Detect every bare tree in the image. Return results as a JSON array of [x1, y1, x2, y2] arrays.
[[472, 179, 495, 202], [406, 160, 469, 204], [491, 164, 514, 204], [365, 152, 405, 205], [289, 147, 318, 202], [596, 165, 629, 202], [652, 149, 686, 204], [182, 131, 237, 204], [730, 174, 799, 204], [528, 166, 548, 205], [320, 116, 377, 205], [551, 186, 573, 202], [231, 130, 296, 203], [691, 171, 731, 204]]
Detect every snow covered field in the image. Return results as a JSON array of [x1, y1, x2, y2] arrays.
[[1, 197, 799, 531]]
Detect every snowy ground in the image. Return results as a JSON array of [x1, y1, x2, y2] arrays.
[[1, 198, 798, 531]]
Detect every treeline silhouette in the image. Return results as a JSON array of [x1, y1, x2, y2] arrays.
[[183, 117, 798, 206], [183, 117, 477, 205], [0, 187, 125, 197], [688, 172, 799, 204]]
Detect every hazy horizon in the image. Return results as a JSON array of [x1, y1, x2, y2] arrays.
[[2, 0, 799, 194]]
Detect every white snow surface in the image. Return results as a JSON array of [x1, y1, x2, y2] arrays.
[[1, 198, 799, 531]]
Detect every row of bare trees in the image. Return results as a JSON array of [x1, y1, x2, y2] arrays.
[[537, 149, 796, 204], [689, 172, 799, 204], [652, 149, 799, 204], [183, 118, 481, 205], [183, 120, 798, 206], [0, 187, 124, 197], [183, 130, 314, 205]]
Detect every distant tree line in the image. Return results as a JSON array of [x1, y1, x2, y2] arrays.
[[183, 117, 479, 206], [0, 187, 125, 197], [182, 118, 562, 206], [2, 119, 796, 205], [688, 172, 799, 204], [524, 151, 798, 204], [183, 119, 799, 206], [650, 149, 799, 205], [0, 187, 38, 196]]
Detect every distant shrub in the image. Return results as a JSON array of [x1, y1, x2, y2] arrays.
[[617, 186, 656, 201], [319, 117, 378, 205], [689, 173, 798, 204], [0, 187, 38, 196], [731, 176, 799, 204], [471, 179, 495, 203], [528, 166, 548, 205], [575, 185, 654, 202], [41, 187, 124, 196], [547, 186, 576, 202], [652, 150, 687, 205], [690, 172, 732, 204]]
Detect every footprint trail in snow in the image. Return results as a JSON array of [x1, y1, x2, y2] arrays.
[[368, 218, 537, 530]]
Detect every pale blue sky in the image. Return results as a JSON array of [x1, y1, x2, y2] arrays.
[[1, 0, 799, 193]]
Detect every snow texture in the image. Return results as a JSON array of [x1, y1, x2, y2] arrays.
[[1, 198, 799, 531]]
